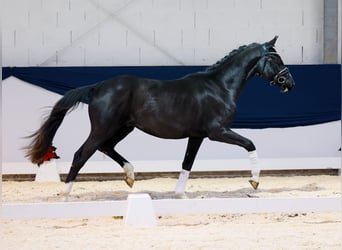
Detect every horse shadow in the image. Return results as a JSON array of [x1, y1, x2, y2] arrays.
[[63, 183, 324, 201]]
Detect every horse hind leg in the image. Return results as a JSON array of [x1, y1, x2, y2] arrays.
[[99, 145, 135, 188], [59, 135, 103, 198], [123, 163, 134, 188], [60, 182, 74, 201], [98, 126, 135, 188]]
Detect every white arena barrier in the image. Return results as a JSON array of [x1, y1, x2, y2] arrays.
[[2, 197, 340, 220], [124, 193, 157, 227]]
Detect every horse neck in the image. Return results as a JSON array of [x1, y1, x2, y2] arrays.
[[210, 49, 263, 99]]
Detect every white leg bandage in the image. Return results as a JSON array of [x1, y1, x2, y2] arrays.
[[124, 163, 135, 180], [63, 182, 73, 194], [248, 150, 260, 182], [59, 182, 74, 201], [175, 169, 190, 197]]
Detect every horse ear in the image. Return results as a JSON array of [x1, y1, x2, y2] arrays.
[[265, 35, 278, 48]]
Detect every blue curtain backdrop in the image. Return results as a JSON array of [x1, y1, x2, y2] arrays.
[[3, 64, 341, 128]]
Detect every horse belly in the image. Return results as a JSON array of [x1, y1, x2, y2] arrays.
[[133, 109, 204, 139], [131, 81, 207, 139]]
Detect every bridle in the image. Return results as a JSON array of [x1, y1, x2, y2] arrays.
[[263, 52, 289, 88], [270, 67, 289, 86]]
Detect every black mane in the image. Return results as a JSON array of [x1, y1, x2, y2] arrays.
[[205, 43, 260, 72]]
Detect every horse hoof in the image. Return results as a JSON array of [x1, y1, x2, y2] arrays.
[[125, 177, 134, 188], [123, 163, 134, 188], [58, 182, 73, 197], [57, 191, 70, 202], [249, 180, 259, 190]]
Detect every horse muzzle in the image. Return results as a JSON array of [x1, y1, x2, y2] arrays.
[[271, 67, 295, 93]]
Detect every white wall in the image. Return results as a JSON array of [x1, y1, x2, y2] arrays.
[[2, 77, 340, 163], [2, 1, 341, 164], [2, 0, 329, 66]]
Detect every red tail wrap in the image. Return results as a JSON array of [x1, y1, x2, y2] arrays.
[[39, 146, 60, 166]]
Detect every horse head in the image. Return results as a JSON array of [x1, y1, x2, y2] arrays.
[[255, 36, 295, 93]]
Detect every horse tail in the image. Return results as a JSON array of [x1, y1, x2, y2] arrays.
[[25, 84, 95, 165]]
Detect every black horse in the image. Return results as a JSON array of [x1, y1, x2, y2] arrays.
[[25, 36, 294, 197]]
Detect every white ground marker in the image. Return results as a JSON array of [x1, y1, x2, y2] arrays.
[[123, 193, 157, 227]]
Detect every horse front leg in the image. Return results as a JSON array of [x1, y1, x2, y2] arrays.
[[208, 128, 260, 190], [248, 150, 260, 189], [175, 137, 203, 198]]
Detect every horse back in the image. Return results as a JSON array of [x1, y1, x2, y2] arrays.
[[89, 74, 234, 138]]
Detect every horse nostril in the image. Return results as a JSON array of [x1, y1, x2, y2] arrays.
[[288, 80, 295, 89], [288, 83, 295, 91]]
